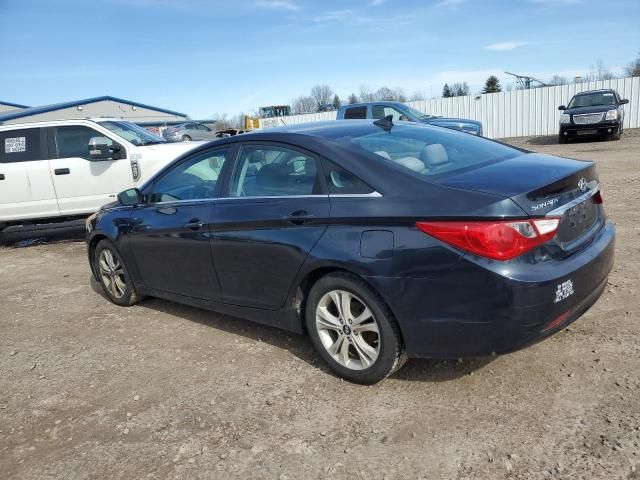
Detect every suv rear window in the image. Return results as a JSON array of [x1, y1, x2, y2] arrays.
[[344, 106, 367, 120], [324, 124, 522, 178]]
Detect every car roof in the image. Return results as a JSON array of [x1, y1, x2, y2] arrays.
[[340, 101, 404, 109], [573, 89, 616, 96]]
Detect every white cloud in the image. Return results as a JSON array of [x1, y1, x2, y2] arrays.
[[485, 41, 528, 51], [435, 0, 467, 7], [255, 0, 300, 11]]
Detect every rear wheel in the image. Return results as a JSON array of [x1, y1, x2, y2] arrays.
[[181, 135, 191, 142], [94, 240, 142, 306], [305, 273, 406, 384], [558, 134, 568, 144]]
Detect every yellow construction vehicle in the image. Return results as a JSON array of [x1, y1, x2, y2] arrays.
[[244, 105, 292, 130]]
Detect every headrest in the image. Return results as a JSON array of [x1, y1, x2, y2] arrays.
[[420, 144, 449, 166]]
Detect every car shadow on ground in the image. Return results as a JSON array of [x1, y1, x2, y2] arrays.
[[0, 225, 85, 247], [89, 276, 493, 383]]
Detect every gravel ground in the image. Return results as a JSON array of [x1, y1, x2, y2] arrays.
[[1, 131, 639, 479]]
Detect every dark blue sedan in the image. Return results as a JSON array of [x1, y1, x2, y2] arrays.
[[85, 119, 615, 384]]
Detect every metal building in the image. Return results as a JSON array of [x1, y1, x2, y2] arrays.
[[0, 100, 29, 115], [0, 96, 189, 126]]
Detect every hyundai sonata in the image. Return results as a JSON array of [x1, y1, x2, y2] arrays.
[[86, 119, 615, 384]]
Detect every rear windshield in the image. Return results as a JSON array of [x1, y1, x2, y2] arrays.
[[323, 123, 522, 177]]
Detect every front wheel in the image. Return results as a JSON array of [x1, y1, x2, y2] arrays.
[[305, 273, 406, 384], [611, 125, 621, 141], [94, 240, 142, 306], [181, 135, 191, 142], [558, 134, 568, 144]]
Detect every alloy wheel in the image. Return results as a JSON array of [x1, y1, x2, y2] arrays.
[[98, 248, 127, 299], [315, 290, 380, 370]]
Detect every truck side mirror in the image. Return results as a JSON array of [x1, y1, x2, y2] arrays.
[[117, 188, 142, 206], [558, 105, 566, 111], [88, 136, 112, 160], [620, 99, 629, 105]]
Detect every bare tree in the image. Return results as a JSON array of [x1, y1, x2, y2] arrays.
[[358, 85, 375, 103], [291, 95, 317, 114], [348, 93, 358, 104], [211, 113, 244, 130], [625, 51, 640, 77], [586, 60, 615, 81], [375, 86, 396, 101], [310, 84, 334, 107], [548, 75, 568, 86], [409, 91, 426, 101], [450, 82, 470, 96]]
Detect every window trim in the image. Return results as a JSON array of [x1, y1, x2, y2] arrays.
[[223, 141, 328, 199]]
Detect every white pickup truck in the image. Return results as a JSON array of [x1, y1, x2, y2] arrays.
[[0, 118, 203, 232]]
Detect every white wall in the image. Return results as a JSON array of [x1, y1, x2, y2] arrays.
[[259, 76, 640, 139]]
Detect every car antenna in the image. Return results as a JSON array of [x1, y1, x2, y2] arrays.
[[373, 114, 394, 132]]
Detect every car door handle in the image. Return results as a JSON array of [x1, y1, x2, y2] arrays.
[[185, 219, 204, 230], [54, 168, 70, 175], [284, 210, 315, 225]]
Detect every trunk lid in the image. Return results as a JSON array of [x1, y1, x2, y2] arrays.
[[439, 153, 603, 250]]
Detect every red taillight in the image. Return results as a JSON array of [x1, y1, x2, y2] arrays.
[[416, 218, 560, 261], [593, 190, 603, 204]]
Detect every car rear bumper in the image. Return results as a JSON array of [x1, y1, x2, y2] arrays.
[[560, 121, 620, 137], [366, 220, 615, 358]]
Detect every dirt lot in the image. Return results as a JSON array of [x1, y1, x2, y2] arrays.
[[1, 131, 639, 480]]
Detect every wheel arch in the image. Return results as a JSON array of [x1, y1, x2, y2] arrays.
[[293, 264, 405, 345]]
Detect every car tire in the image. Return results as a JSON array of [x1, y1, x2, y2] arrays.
[[94, 239, 143, 307], [305, 272, 406, 384], [182, 135, 191, 142], [611, 124, 622, 141], [558, 134, 568, 144]]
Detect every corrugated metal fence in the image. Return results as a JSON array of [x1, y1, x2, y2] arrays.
[[259, 76, 640, 139]]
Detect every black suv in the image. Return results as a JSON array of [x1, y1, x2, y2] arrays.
[[558, 89, 628, 143]]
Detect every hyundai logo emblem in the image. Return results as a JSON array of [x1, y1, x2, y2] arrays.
[[578, 178, 588, 192]]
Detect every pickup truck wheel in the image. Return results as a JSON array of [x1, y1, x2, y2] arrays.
[[181, 135, 191, 142], [558, 134, 569, 144], [94, 240, 142, 306]]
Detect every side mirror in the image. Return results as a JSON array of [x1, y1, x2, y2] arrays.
[[558, 105, 566, 111], [620, 99, 629, 105], [117, 188, 142, 206], [88, 136, 112, 160]]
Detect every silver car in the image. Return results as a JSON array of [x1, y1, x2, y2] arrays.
[[162, 122, 216, 142]]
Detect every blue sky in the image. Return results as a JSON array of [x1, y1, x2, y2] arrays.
[[1, 0, 639, 118]]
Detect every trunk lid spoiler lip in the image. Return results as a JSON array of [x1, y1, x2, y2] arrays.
[[545, 181, 600, 218]]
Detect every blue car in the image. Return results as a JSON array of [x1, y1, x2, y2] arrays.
[[86, 119, 614, 384], [337, 101, 483, 136]]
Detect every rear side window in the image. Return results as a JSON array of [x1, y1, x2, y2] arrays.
[[55, 126, 112, 160], [322, 159, 374, 195], [344, 106, 367, 120], [0, 128, 43, 163], [229, 145, 321, 197]]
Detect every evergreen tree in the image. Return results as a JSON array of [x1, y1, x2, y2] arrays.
[[482, 75, 502, 94], [332, 94, 341, 109], [442, 83, 452, 98], [348, 93, 358, 104]]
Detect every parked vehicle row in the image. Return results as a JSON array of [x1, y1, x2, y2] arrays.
[[86, 119, 614, 384], [0, 119, 201, 230]]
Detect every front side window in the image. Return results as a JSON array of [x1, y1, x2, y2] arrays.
[[150, 149, 228, 203], [55, 126, 112, 160], [229, 145, 320, 197], [0, 128, 43, 163], [372, 105, 406, 121]]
